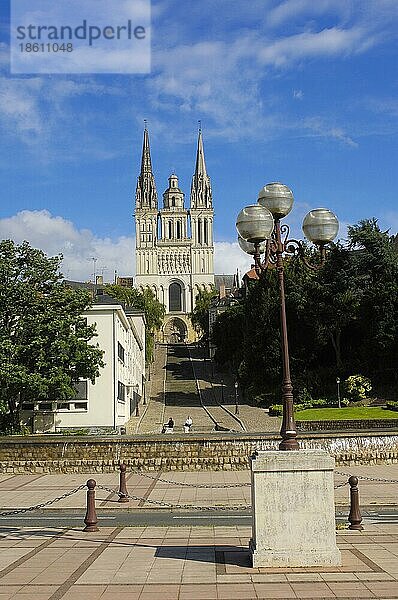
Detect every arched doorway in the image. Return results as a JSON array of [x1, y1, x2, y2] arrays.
[[164, 318, 188, 344]]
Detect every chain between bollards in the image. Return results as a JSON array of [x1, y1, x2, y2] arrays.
[[83, 479, 99, 532], [348, 475, 363, 531], [118, 462, 129, 503]]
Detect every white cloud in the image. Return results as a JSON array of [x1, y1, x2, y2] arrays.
[[149, 38, 267, 141], [0, 66, 125, 153], [147, 18, 379, 143], [214, 241, 252, 276], [0, 210, 252, 281], [0, 77, 45, 141], [266, 0, 350, 28], [0, 210, 134, 281], [301, 117, 358, 147], [258, 27, 373, 67]]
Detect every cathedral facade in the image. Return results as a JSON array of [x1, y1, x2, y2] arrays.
[[134, 126, 215, 343]]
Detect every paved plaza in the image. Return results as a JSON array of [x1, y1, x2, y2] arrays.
[[0, 464, 397, 598]]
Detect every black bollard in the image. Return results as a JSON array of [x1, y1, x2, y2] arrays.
[[83, 479, 99, 532], [118, 463, 129, 503], [348, 475, 363, 531]]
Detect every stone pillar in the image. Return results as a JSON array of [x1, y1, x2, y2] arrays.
[[250, 450, 341, 568]]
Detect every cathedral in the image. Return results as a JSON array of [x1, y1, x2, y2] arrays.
[[134, 126, 215, 343]]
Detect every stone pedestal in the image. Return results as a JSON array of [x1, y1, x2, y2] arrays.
[[250, 450, 341, 568]]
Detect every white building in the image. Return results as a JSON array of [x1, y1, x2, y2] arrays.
[[134, 125, 215, 342], [21, 295, 146, 433]]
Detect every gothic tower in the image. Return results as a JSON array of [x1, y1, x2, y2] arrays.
[[134, 126, 215, 343]]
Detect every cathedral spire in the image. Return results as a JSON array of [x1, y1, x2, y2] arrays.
[[195, 127, 208, 180], [190, 126, 212, 209], [136, 123, 158, 210]]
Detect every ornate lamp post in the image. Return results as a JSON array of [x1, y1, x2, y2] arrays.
[[236, 183, 338, 451]]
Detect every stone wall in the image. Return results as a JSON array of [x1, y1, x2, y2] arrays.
[[0, 431, 397, 473]]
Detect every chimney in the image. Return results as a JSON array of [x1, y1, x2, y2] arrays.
[[219, 282, 226, 299]]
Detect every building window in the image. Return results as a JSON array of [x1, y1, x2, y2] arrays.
[[168, 220, 173, 239], [73, 380, 88, 400], [197, 219, 202, 244], [57, 403, 70, 410], [118, 342, 125, 363], [172, 196, 176, 207], [118, 381, 126, 403], [169, 282, 182, 312], [176, 221, 181, 239], [204, 218, 208, 244]]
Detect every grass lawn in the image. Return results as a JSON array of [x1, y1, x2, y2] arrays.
[[295, 407, 398, 421]]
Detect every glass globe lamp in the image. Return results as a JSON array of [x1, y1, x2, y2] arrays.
[[236, 204, 274, 243], [302, 208, 339, 244], [258, 182, 294, 219], [238, 235, 266, 255]]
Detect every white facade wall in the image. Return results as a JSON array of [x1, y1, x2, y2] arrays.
[[24, 303, 146, 433]]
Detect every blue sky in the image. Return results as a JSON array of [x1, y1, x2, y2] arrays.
[[0, 0, 397, 280]]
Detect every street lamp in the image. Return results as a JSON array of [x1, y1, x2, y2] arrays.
[[336, 377, 341, 409], [234, 381, 239, 415], [236, 182, 338, 451], [220, 378, 224, 403]]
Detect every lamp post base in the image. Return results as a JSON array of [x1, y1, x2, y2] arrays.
[[279, 437, 299, 451], [250, 450, 341, 568]]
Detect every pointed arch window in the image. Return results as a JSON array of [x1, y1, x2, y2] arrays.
[[204, 218, 208, 245], [197, 219, 202, 244]]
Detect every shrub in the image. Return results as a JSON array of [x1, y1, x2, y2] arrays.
[[311, 399, 328, 408], [269, 404, 283, 416], [296, 387, 313, 405], [345, 375, 372, 402], [386, 401, 398, 412]]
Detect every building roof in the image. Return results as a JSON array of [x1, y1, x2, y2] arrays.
[[214, 274, 235, 290], [243, 267, 259, 281]]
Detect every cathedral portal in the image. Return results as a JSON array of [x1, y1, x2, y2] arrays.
[[163, 317, 188, 344]]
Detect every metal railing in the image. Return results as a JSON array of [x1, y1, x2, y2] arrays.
[[0, 463, 396, 532]]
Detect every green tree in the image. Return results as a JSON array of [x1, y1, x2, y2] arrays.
[[211, 303, 245, 373], [347, 219, 398, 380], [105, 284, 165, 362], [190, 287, 218, 340], [0, 240, 104, 433], [301, 243, 364, 371]]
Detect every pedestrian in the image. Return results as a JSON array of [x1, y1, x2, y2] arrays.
[[184, 415, 193, 433], [167, 417, 174, 432]]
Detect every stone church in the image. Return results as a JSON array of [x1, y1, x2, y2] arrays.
[[134, 126, 215, 343]]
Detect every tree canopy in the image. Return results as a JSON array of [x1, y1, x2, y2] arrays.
[[105, 284, 165, 362], [211, 219, 398, 404], [0, 240, 104, 432], [190, 287, 218, 340]]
